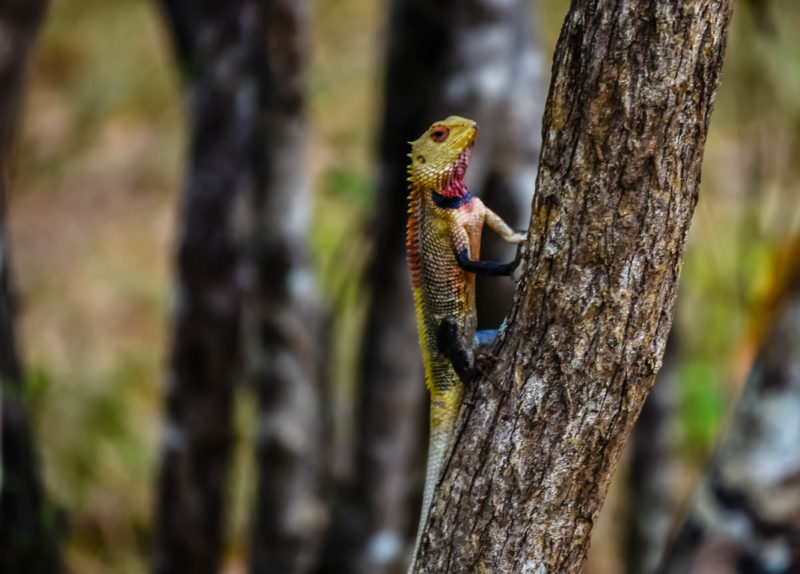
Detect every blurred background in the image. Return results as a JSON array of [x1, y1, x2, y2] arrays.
[[3, 0, 800, 573]]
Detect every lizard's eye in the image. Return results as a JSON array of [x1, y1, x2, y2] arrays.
[[429, 125, 450, 143]]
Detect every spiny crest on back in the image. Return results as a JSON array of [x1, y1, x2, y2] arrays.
[[407, 115, 477, 198], [406, 183, 422, 288]]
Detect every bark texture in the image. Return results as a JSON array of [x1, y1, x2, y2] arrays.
[[415, 1, 733, 572], [240, 2, 328, 573], [658, 258, 800, 574], [0, 1, 61, 572], [154, 3, 250, 572], [626, 333, 679, 574], [318, 1, 544, 573]]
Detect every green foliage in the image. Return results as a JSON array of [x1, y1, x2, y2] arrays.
[[677, 360, 726, 458], [23, 365, 53, 414], [18, 0, 182, 188], [321, 165, 372, 207]]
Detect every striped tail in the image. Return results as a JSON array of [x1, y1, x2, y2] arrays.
[[407, 403, 459, 574]]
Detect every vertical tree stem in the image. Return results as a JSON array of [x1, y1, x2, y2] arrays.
[[0, 1, 60, 572], [417, 1, 733, 572]]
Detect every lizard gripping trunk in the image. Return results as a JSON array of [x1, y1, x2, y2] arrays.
[[404, 117, 525, 573], [405, 119, 478, 574], [406, 179, 473, 573]]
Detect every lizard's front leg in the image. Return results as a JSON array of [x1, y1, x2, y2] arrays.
[[451, 224, 522, 277], [484, 206, 527, 244]]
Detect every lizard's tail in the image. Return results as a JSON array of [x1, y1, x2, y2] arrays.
[[407, 409, 455, 574]]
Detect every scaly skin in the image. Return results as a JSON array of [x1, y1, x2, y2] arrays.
[[405, 116, 525, 573]]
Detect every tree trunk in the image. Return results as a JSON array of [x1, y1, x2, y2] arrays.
[[241, 2, 328, 573], [154, 3, 251, 572], [0, 1, 61, 572], [415, 1, 733, 572], [625, 332, 679, 574], [318, 1, 544, 573], [154, 2, 325, 572], [658, 250, 800, 574]]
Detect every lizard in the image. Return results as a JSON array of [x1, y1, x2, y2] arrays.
[[405, 115, 526, 573]]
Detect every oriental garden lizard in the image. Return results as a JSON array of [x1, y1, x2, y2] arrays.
[[405, 116, 526, 573]]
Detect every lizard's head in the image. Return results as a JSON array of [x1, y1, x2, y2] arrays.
[[408, 115, 477, 197]]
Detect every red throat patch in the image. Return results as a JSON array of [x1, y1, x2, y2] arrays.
[[437, 147, 471, 198]]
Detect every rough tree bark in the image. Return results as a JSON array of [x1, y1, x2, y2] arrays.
[[625, 333, 679, 574], [239, 2, 328, 573], [0, 1, 61, 572], [153, 3, 249, 572], [414, 1, 733, 573], [318, 1, 544, 573], [658, 249, 800, 574]]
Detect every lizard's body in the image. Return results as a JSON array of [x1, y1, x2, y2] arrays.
[[405, 116, 525, 573]]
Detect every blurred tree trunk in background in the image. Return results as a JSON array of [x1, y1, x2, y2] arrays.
[[317, 1, 544, 573], [625, 333, 679, 574], [240, 2, 328, 574], [658, 247, 800, 574], [154, 2, 325, 573], [0, 1, 61, 572], [473, 11, 545, 331], [154, 3, 249, 573], [414, 1, 732, 572]]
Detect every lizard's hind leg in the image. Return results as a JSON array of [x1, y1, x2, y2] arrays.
[[436, 316, 477, 384]]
